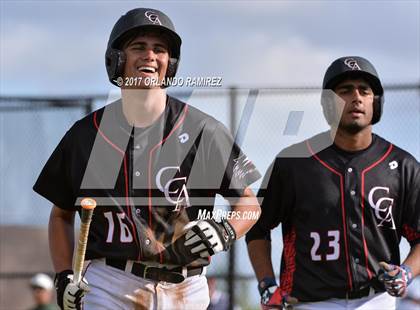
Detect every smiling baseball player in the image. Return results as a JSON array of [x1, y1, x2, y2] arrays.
[[246, 56, 419, 309], [34, 8, 261, 310]]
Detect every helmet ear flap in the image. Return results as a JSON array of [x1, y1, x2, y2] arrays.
[[166, 57, 179, 80], [160, 57, 180, 88], [321, 89, 337, 125], [105, 48, 126, 87], [371, 95, 383, 125]]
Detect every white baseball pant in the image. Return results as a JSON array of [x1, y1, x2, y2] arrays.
[[83, 259, 210, 310], [293, 290, 396, 310]]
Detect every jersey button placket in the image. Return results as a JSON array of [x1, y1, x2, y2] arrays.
[[344, 166, 362, 286], [347, 167, 356, 197]]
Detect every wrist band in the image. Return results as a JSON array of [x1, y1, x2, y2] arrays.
[[400, 264, 413, 285]]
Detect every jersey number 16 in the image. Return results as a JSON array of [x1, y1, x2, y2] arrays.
[[104, 211, 134, 243]]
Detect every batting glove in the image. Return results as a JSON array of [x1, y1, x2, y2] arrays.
[[54, 270, 90, 310], [260, 286, 297, 310], [378, 262, 413, 297], [184, 219, 236, 257], [258, 277, 298, 310]]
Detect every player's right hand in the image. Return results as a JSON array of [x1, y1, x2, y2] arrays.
[[378, 261, 413, 297], [54, 270, 89, 310], [184, 219, 236, 257], [260, 286, 297, 310]]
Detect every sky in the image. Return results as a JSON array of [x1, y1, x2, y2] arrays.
[[1, 1, 420, 307], [1, 1, 419, 234], [1, 0, 419, 95]]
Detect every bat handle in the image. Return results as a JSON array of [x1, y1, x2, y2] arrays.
[[73, 271, 82, 285], [73, 198, 96, 284]]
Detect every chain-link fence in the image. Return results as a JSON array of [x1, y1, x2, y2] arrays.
[[1, 84, 419, 309]]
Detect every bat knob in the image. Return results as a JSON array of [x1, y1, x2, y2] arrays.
[[81, 198, 97, 210]]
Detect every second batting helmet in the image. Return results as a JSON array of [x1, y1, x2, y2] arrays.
[[321, 56, 384, 125], [105, 8, 182, 87]]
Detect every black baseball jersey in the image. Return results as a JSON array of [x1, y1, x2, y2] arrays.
[[246, 131, 420, 302], [34, 96, 260, 266]]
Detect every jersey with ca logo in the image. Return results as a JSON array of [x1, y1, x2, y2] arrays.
[[34, 96, 261, 266], [246, 131, 420, 302]]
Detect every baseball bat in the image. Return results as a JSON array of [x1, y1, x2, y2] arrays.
[[73, 197, 96, 284]]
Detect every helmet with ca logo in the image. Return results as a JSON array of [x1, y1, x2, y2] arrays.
[[321, 56, 384, 125], [105, 8, 182, 87]]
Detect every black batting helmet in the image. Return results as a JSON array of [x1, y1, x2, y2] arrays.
[[105, 8, 182, 87], [321, 56, 384, 125]]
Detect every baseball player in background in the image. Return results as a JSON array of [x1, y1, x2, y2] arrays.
[[29, 273, 58, 310], [33, 8, 261, 310], [246, 56, 419, 309]]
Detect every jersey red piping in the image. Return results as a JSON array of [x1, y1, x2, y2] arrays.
[[148, 104, 189, 264], [280, 226, 296, 296], [93, 111, 141, 259], [306, 140, 353, 291], [361, 143, 393, 279]]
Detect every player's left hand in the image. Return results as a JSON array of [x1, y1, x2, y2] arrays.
[[184, 219, 236, 257], [378, 262, 413, 297]]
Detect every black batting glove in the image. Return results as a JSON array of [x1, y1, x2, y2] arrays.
[[54, 270, 89, 310]]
